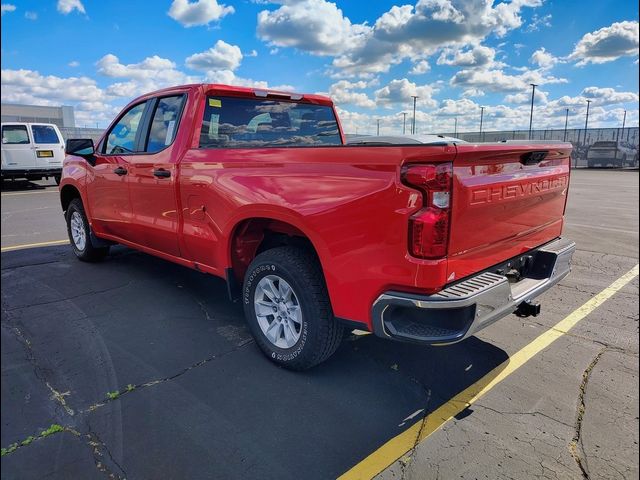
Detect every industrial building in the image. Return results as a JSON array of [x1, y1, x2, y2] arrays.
[[1, 103, 76, 128]]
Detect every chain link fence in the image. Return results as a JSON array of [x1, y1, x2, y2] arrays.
[[439, 127, 639, 167]]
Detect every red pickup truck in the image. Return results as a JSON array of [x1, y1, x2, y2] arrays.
[[60, 83, 575, 370]]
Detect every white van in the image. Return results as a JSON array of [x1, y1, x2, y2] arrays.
[[1, 122, 65, 184]]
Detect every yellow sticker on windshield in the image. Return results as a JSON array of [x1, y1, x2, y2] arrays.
[[209, 98, 222, 108]]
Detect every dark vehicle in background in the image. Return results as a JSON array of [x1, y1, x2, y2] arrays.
[[586, 141, 638, 168]]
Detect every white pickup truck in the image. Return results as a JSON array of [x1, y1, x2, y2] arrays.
[[1, 122, 65, 184]]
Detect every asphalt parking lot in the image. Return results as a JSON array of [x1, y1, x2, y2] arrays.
[[1, 169, 638, 479]]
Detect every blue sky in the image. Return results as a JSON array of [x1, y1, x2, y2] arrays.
[[1, 0, 638, 133]]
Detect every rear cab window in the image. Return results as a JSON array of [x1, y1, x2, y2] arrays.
[[199, 96, 341, 148], [2, 125, 31, 145], [31, 125, 61, 144]]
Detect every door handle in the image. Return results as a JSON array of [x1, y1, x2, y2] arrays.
[[153, 169, 171, 178], [113, 166, 128, 176]]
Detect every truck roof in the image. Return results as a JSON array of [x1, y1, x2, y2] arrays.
[[136, 83, 334, 106]]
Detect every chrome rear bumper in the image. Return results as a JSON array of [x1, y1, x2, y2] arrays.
[[371, 237, 576, 345]]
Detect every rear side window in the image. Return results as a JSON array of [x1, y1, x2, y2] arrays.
[[105, 102, 147, 155], [199, 96, 341, 148], [145, 95, 185, 153], [32, 125, 60, 144], [2, 125, 30, 145]]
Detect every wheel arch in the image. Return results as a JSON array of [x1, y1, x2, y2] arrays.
[[60, 183, 82, 212]]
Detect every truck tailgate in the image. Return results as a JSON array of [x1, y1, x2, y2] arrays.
[[447, 143, 571, 281]]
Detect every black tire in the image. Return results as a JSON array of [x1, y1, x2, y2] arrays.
[[54, 175, 61, 185], [66, 198, 110, 262], [242, 246, 343, 370]]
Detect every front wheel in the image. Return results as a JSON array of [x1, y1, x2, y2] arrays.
[[242, 246, 343, 370], [66, 198, 110, 262]]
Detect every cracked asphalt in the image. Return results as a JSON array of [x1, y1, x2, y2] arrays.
[[1, 169, 638, 480]]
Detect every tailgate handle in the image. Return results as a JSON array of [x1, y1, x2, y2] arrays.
[[521, 150, 548, 165]]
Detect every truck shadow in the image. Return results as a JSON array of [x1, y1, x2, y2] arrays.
[[1, 179, 51, 191], [1, 245, 510, 480]]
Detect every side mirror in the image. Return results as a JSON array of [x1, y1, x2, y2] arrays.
[[66, 138, 95, 156]]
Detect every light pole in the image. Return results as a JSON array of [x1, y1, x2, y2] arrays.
[[377, 119, 380, 136], [563, 108, 569, 142], [583, 99, 592, 145], [401, 112, 407, 135], [528, 83, 538, 140], [454, 116, 458, 136], [479, 106, 485, 141], [411, 96, 418, 135]]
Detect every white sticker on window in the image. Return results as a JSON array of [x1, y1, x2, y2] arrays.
[[165, 120, 176, 145]]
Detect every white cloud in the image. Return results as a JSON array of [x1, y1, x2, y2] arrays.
[[437, 45, 498, 68], [168, 0, 234, 27], [1, 3, 16, 15], [569, 21, 639, 65], [257, 0, 370, 56], [24, 10, 37, 20], [504, 90, 548, 105], [204, 69, 294, 92], [96, 54, 198, 98], [374, 78, 438, 108], [581, 86, 639, 106], [1, 68, 105, 104], [450, 67, 567, 93], [530, 47, 559, 69], [185, 40, 243, 71], [68, 60, 80, 67], [332, 0, 543, 75], [327, 80, 376, 108], [409, 60, 430, 75], [57, 0, 85, 15], [526, 13, 551, 32]]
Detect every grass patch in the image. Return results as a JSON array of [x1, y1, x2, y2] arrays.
[[1, 424, 65, 456], [106, 391, 120, 400]]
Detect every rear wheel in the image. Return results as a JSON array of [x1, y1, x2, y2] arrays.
[[66, 198, 110, 262], [54, 174, 61, 185], [242, 246, 343, 370]]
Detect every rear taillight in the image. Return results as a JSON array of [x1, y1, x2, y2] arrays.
[[402, 163, 453, 259]]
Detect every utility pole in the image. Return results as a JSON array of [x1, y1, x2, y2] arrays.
[[563, 108, 569, 142], [401, 112, 407, 135], [377, 119, 380, 136], [583, 99, 592, 145], [528, 83, 537, 140], [479, 106, 485, 141], [454, 116, 458, 136], [411, 96, 418, 135], [622, 109, 627, 131]]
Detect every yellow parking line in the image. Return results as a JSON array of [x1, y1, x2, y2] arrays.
[[339, 264, 639, 480], [1, 239, 69, 252], [1, 190, 58, 197]]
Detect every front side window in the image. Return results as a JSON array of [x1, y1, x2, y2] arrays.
[[32, 125, 60, 144], [199, 96, 341, 148], [105, 102, 147, 154], [2, 125, 30, 144], [145, 96, 185, 153]]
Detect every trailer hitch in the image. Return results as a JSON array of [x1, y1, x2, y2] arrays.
[[515, 300, 541, 317]]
